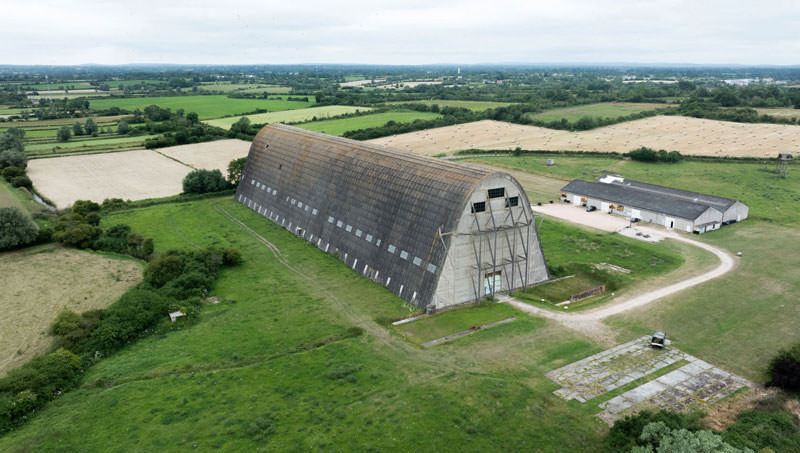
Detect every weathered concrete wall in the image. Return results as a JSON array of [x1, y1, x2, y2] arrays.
[[433, 174, 548, 309]]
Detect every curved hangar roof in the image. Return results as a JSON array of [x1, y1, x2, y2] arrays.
[[235, 123, 520, 308]]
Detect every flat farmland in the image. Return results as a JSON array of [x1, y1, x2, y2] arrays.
[[755, 107, 800, 119], [25, 134, 158, 156], [367, 117, 800, 157], [528, 102, 669, 122], [204, 105, 371, 129], [0, 114, 130, 129], [387, 99, 516, 111], [157, 139, 251, 171], [27, 149, 191, 207], [298, 110, 442, 136], [195, 82, 292, 94], [89, 95, 315, 120], [0, 246, 142, 376]]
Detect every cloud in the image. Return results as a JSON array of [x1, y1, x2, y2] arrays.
[[1, 0, 798, 65]]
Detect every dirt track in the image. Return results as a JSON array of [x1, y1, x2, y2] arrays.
[[367, 117, 800, 157]]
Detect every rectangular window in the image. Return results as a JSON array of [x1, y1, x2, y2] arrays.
[[251, 179, 255, 185], [291, 199, 296, 205], [305, 205, 310, 212], [488, 187, 505, 198], [273, 190, 277, 195], [427, 263, 438, 273], [365, 234, 373, 242], [506, 196, 519, 207], [337, 220, 343, 228], [312, 209, 318, 215], [376, 239, 382, 247], [355, 229, 363, 237], [412, 257, 422, 266], [345, 224, 352, 232], [328, 216, 334, 223], [400, 251, 409, 260], [387, 244, 396, 254], [471, 202, 486, 213], [267, 187, 271, 192], [297, 201, 303, 208]]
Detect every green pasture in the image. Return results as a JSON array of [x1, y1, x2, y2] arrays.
[[104, 79, 168, 88], [388, 99, 516, 111], [0, 115, 127, 129], [298, 110, 442, 136], [195, 83, 292, 94], [469, 155, 800, 225], [89, 95, 315, 120], [0, 197, 609, 451], [204, 105, 371, 129], [527, 102, 670, 122], [25, 134, 157, 155], [21, 81, 92, 91]]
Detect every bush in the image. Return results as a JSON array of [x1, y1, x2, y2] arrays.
[[607, 409, 702, 451], [182, 169, 232, 194], [723, 409, 800, 452], [1, 166, 24, 180], [0, 348, 82, 405], [0, 207, 38, 250], [628, 146, 683, 163], [144, 252, 185, 288], [0, 150, 26, 170], [767, 343, 800, 392], [222, 247, 243, 265], [10, 175, 32, 189]]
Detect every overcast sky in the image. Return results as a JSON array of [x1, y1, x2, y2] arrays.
[[2, 0, 798, 66]]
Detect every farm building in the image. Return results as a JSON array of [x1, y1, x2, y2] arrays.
[[235, 124, 548, 311], [561, 176, 748, 233]]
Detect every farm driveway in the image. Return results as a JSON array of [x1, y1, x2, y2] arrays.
[[502, 205, 735, 330]]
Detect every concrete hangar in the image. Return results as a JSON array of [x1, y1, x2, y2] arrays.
[[235, 124, 548, 312], [561, 175, 748, 233]]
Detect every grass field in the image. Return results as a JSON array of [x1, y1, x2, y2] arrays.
[[89, 95, 315, 120], [0, 197, 609, 451], [195, 82, 292, 94], [387, 100, 517, 111], [103, 79, 168, 88], [391, 303, 537, 346], [25, 134, 158, 155], [0, 245, 142, 376], [521, 274, 607, 304], [204, 105, 372, 129], [367, 117, 800, 157], [297, 110, 442, 136], [528, 102, 669, 122], [754, 107, 800, 119], [0, 115, 129, 129]]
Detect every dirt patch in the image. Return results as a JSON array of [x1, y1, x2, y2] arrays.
[[157, 139, 251, 172], [0, 246, 142, 376], [367, 117, 800, 158], [28, 149, 191, 208]]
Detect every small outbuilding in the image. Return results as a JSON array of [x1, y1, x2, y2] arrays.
[[561, 175, 748, 233]]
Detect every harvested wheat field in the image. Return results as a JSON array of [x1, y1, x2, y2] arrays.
[[156, 139, 251, 172], [28, 150, 191, 208], [0, 246, 142, 376], [367, 117, 800, 157]]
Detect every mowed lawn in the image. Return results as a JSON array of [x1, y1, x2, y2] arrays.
[[297, 110, 442, 136], [204, 105, 372, 129], [387, 100, 517, 111], [527, 102, 670, 122], [25, 134, 159, 154], [0, 198, 608, 451], [89, 95, 315, 120]]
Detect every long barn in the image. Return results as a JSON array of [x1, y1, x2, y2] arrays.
[[235, 124, 548, 311]]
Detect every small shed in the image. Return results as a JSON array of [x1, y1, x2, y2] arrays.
[[169, 311, 186, 322], [545, 159, 555, 167]]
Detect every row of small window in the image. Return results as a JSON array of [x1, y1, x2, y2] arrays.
[[286, 196, 319, 216], [326, 215, 437, 274], [250, 179, 278, 196], [471, 196, 519, 213]]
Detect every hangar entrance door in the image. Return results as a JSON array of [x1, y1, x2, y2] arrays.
[[484, 271, 502, 295]]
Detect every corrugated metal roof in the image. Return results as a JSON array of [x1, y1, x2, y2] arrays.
[[235, 123, 507, 308], [562, 179, 718, 220]]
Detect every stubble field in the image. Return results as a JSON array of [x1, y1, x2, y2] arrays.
[[367, 117, 800, 157]]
